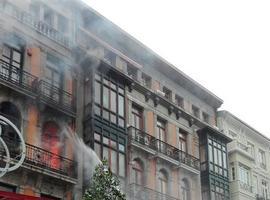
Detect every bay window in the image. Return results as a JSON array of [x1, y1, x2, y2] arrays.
[[94, 73, 125, 128]]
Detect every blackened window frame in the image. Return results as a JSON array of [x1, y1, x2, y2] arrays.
[[93, 125, 126, 177], [94, 72, 125, 129], [131, 104, 143, 130]]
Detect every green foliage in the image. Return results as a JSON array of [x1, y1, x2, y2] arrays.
[[83, 159, 126, 200]]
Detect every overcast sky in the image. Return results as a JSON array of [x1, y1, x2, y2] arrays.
[[83, 0, 270, 137]]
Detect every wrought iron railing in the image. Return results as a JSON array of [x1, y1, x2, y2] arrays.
[[128, 126, 200, 170], [0, 59, 38, 93], [0, 136, 76, 179], [38, 80, 75, 113], [25, 143, 76, 179], [1, 1, 71, 48], [128, 183, 180, 200]]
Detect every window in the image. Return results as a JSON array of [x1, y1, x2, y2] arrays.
[[175, 95, 184, 108], [57, 14, 68, 33], [127, 64, 138, 80], [202, 112, 209, 123], [1, 45, 23, 82], [94, 130, 126, 177], [42, 122, 60, 169], [239, 165, 250, 185], [132, 159, 143, 185], [258, 149, 266, 169], [179, 129, 187, 152], [181, 179, 190, 200], [262, 180, 269, 199], [43, 6, 54, 26], [0, 102, 21, 150], [192, 105, 200, 118], [208, 137, 228, 177], [253, 176, 258, 194], [30, 2, 40, 19], [157, 119, 166, 152], [94, 73, 125, 128], [163, 87, 172, 101], [247, 142, 254, 157], [142, 73, 151, 88], [104, 49, 116, 66], [158, 170, 168, 195], [131, 105, 143, 130]]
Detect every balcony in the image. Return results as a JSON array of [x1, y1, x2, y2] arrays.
[[38, 80, 75, 115], [0, 59, 38, 96], [228, 140, 254, 160], [1, 1, 71, 49], [0, 138, 77, 183], [0, 60, 76, 116], [256, 194, 270, 200], [128, 184, 179, 200], [128, 126, 200, 171]]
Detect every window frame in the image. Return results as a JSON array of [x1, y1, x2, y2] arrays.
[[94, 72, 125, 128]]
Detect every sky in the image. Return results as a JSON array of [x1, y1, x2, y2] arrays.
[[83, 0, 270, 137]]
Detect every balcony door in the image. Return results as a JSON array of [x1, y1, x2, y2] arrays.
[[157, 119, 166, 152], [44, 54, 63, 103], [1, 45, 23, 83], [42, 121, 60, 169]]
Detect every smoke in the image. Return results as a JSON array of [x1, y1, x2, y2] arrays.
[[61, 126, 101, 187]]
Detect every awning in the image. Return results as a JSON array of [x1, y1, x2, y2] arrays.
[[0, 191, 52, 200]]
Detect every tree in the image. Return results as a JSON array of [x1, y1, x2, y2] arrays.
[[83, 159, 126, 200]]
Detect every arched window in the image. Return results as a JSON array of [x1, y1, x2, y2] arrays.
[[42, 121, 60, 169], [132, 159, 143, 185], [0, 101, 21, 129], [0, 102, 21, 148], [181, 179, 190, 200], [158, 169, 168, 195]]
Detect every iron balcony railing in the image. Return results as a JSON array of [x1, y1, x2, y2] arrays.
[[128, 183, 180, 200], [0, 137, 76, 179], [256, 194, 270, 200], [128, 126, 200, 170], [0, 59, 38, 93], [1, 1, 71, 49], [25, 143, 76, 179], [0, 60, 75, 114], [38, 80, 75, 113]]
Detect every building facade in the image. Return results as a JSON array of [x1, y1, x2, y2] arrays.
[[0, 0, 232, 199], [217, 111, 270, 200], [0, 0, 77, 199]]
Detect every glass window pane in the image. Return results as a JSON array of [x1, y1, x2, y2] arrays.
[[12, 51, 21, 63], [111, 140, 117, 149], [103, 137, 109, 145], [94, 133, 101, 141], [95, 81, 101, 104], [103, 87, 109, 108], [103, 146, 109, 161], [209, 145, 213, 162], [119, 153, 125, 177], [110, 113, 116, 124], [111, 150, 117, 174], [110, 90, 117, 112], [118, 95, 124, 117], [103, 110, 109, 120], [118, 118, 124, 128]]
